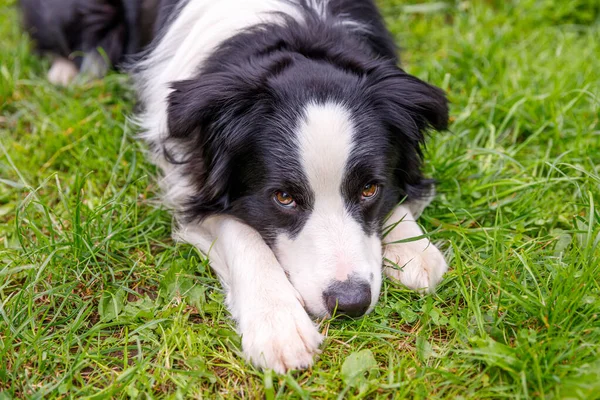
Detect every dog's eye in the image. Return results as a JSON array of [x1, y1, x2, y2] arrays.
[[361, 183, 379, 200], [274, 191, 296, 208]]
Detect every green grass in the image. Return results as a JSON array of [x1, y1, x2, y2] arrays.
[[1, 0, 599, 398]]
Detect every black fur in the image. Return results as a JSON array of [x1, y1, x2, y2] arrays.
[[21, 0, 127, 69], [19, 0, 176, 73], [165, 1, 448, 241]]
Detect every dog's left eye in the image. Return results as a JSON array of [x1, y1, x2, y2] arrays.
[[274, 191, 297, 208], [361, 183, 379, 200]]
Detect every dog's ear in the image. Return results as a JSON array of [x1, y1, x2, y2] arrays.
[[167, 72, 259, 138], [366, 63, 448, 142], [166, 71, 264, 218], [365, 63, 448, 199], [167, 77, 214, 139], [167, 55, 293, 138]]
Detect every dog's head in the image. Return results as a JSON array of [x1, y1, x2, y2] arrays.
[[166, 49, 447, 317]]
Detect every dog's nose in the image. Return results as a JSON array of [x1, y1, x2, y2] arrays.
[[323, 279, 371, 317]]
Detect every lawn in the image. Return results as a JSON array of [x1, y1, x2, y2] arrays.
[[1, 0, 599, 398]]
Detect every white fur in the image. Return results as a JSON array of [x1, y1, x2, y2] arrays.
[[383, 205, 448, 292], [47, 57, 78, 86], [274, 102, 382, 316], [178, 217, 322, 374]]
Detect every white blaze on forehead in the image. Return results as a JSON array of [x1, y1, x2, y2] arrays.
[[296, 102, 354, 198], [275, 101, 382, 316]]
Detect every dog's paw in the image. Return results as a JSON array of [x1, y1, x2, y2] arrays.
[[384, 239, 447, 293], [47, 58, 78, 86], [239, 298, 323, 374]]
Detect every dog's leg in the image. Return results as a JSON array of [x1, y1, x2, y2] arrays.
[[80, 51, 109, 81], [383, 204, 447, 293], [47, 57, 78, 86], [178, 216, 323, 373]]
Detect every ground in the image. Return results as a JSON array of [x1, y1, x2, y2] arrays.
[[1, 0, 599, 398]]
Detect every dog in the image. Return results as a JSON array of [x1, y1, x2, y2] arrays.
[[21, 0, 449, 373], [19, 0, 179, 84]]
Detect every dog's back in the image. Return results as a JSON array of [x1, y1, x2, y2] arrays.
[[20, 0, 162, 84]]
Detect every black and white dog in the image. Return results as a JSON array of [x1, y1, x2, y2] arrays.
[[19, 0, 178, 84], [22, 0, 449, 373]]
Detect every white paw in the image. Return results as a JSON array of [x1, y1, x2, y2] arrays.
[[239, 298, 323, 374], [47, 58, 78, 86], [384, 239, 447, 293]]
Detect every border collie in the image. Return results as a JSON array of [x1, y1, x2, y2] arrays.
[[22, 0, 449, 373], [19, 0, 179, 84]]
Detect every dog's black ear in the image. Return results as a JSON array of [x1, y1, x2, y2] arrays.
[[366, 63, 448, 200], [167, 54, 294, 139], [168, 75, 227, 139], [166, 71, 264, 218], [167, 72, 260, 138], [167, 78, 208, 139], [366, 63, 448, 142]]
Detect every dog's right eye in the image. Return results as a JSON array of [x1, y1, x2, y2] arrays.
[[274, 191, 297, 208], [361, 183, 379, 200]]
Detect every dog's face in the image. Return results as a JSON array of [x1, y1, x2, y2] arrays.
[[167, 56, 447, 317]]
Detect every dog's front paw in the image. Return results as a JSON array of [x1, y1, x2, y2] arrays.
[[239, 299, 323, 374], [384, 238, 447, 293], [47, 57, 78, 86]]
